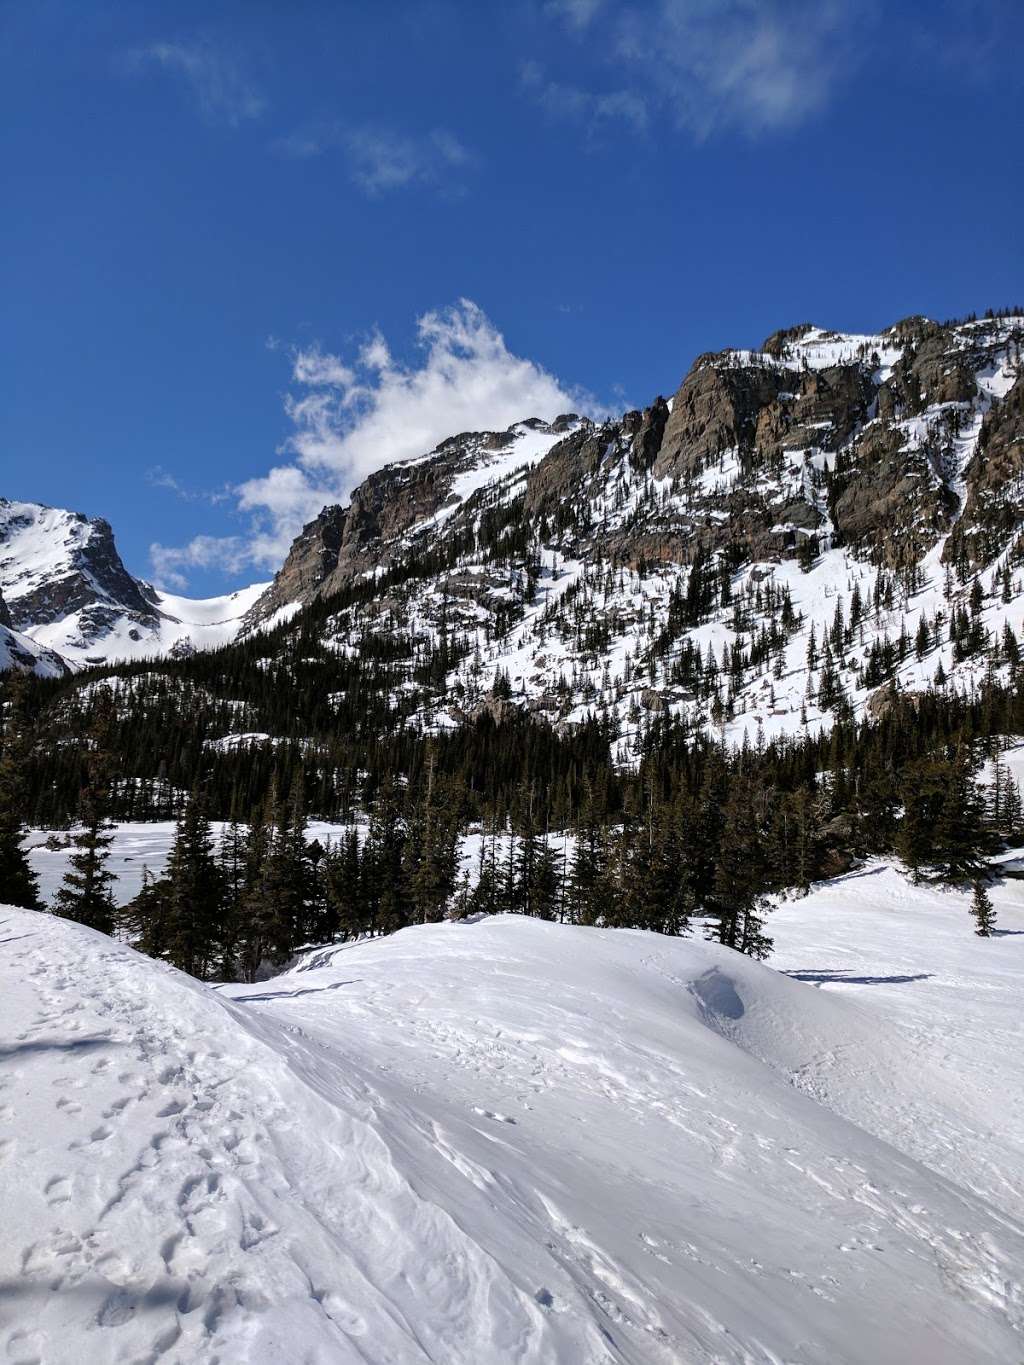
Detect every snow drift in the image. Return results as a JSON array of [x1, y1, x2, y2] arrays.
[[1, 908, 1021, 1363]]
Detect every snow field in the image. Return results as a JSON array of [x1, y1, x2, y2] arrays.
[[2, 872, 1023, 1363]]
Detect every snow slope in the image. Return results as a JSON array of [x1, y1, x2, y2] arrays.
[[0, 623, 68, 678], [24, 582, 270, 669], [2, 902, 1023, 1363]]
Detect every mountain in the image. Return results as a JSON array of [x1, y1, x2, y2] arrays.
[[231, 310, 1024, 751], [0, 499, 268, 669], [3, 889, 1022, 1364], [241, 417, 581, 631], [10, 308, 1024, 834]]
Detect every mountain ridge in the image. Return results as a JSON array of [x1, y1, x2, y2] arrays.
[[5, 309, 1023, 764]]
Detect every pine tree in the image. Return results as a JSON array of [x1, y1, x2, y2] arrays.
[[527, 836, 561, 921], [323, 826, 363, 941], [124, 865, 173, 960], [0, 673, 41, 909], [405, 755, 461, 924], [236, 800, 274, 981], [933, 748, 990, 882], [54, 690, 117, 933], [216, 818, 248, 977], [468, 814, 502, 917], [970, 881, 996, 936], [707, 777, 773, 958], [163, 787, 225, 978]]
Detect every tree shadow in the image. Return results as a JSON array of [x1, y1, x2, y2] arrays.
[[784, 969, 932, 986], [231, 979, 360, 1004], [822, 866, 887, 885], [0, 1276, 182, 1312], [0, 1037, 114, 1060]]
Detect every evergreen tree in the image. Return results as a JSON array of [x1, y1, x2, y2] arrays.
[[707, 777, 773, 958], [970, 881, 996, 936], [323, 826, 363, 941], [0, 673, 41, 909], [405, 755, 461, 923], [53, 690, 117, 933], [216, 818, 248, 977], [527, 836, 561, 921], [933, 748, 990, 882], [162, 787, 225, 978], [124, 865, 173, 960]]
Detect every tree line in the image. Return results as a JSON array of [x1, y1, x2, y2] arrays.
[[2, 664, 1014, 978]]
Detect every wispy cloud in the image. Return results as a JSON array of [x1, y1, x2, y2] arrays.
[[150, 300, 603, 588], [545, 0, 606, 30], [149, 534, 255, 592], [146, 467, 232, 506], [520, 62, 648, 134], [124, 39, 266, 127], [273, 123, 476, 196], [530, 0, 865, 141]]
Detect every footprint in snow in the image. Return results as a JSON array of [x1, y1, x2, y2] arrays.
[[472, 1107, 516, 1124]]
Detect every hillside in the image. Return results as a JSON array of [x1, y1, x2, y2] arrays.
[[2, 889, 1022, 1364]]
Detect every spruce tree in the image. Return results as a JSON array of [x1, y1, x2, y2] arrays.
[[54, 690, 117, 933], [707, 777, 774, 958], [970, 881, 996, 936], [0, 673, 41, 909], [124, 865, 173, 961], [324, 826, 363, 941], [933, 748, 989, 882], [163, 787, 225, 978]]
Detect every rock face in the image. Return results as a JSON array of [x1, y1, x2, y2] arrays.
[[944, 373, 1024, 568], [244, 315, 1024, 640], [243, 419, 579, 630], [654, 357, 791, 481], [0, 500, 157, 633]]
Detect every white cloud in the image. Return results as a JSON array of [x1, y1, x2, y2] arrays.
[[150, 300, 601, 587], [546, 0, 607, 29], [273, 123, 476, 196], [532, 0, 862, 140], [520, 62, 649, 133], [126, 40, 266, 127], [635, 0, 853, 138], [149, 534, 251, 591]]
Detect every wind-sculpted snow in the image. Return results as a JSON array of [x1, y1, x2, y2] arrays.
[[2, 909, 1023, 1362]]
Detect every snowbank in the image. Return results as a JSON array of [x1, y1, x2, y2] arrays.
[[2, 905, 1022, 1362]]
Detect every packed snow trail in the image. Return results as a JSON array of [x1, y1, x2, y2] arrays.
[[1, 907, 1023, 1363]]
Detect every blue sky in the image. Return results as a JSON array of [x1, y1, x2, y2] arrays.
[[3, 0, 1022, 595]]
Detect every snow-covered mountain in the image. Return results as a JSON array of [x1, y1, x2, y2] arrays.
[[226, 312, 1024, 753], [2, 882, 1022, 1364], [0, 499, 267, 669], [7, 311, 1023, 757]]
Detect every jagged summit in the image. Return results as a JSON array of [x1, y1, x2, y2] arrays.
[[0, 498, 267, 670]]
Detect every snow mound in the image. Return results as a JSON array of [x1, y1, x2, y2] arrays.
[[2, 910, 1022, 1363]]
